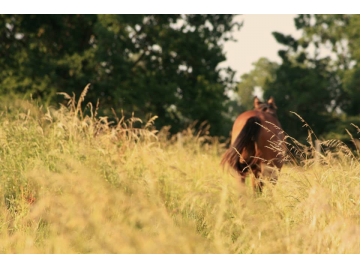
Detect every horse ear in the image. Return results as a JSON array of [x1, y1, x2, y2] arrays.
[[253, 96, 262, 109], [268, 96, 278, 109]]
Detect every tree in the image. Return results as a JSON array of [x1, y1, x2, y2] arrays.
[[263, 50, 339, 141], [0, 14, 99, 107], [261, 14, 359, 142], [236, 57, 278, 111], [0, 15, 242, 136], [294, 14, 360, 116]]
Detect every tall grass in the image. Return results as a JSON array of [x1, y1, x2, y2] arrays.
[[0, 87, 359, 253]]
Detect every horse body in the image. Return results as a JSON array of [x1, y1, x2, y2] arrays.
[[221, 97, 285, 192]]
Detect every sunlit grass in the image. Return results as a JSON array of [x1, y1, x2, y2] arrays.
[[0, 87, 359, 253]]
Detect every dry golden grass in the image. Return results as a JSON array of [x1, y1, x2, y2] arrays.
[[0, 88, 359, 254]]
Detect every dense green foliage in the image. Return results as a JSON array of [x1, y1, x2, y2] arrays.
[[0, 14, 359, 142], [268, 15, 359, 142], [0, 14, 240, 136], [236, 15, 359, 143], [236, 57, 278, 112]]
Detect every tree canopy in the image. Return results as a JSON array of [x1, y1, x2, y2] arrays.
[[0, 14, 241, 136], [235, 14, 360, 143], [1, 14, 359, 142]]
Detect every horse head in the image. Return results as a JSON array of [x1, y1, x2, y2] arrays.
[[253, 96, 278, 116]]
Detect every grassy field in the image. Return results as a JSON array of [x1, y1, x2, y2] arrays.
[[0, 90, 359, 254]]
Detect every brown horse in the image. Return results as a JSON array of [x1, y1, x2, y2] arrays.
[[221, 96, 285, 192]]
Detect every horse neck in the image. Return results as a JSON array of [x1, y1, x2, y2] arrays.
[[259, 110, 282, 128]]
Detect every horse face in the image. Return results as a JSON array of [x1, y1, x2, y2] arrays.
[[253, 96, 278, 115]]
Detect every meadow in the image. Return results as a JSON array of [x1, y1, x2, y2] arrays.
[[0, 88, 359, 254]]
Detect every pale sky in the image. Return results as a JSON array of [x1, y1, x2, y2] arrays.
[[220, 14, 302, 80]]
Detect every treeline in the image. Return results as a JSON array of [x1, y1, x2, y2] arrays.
[[0, 14, 240, 136], [0, 14, 359, 143], [237, 14, 360, 143]]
